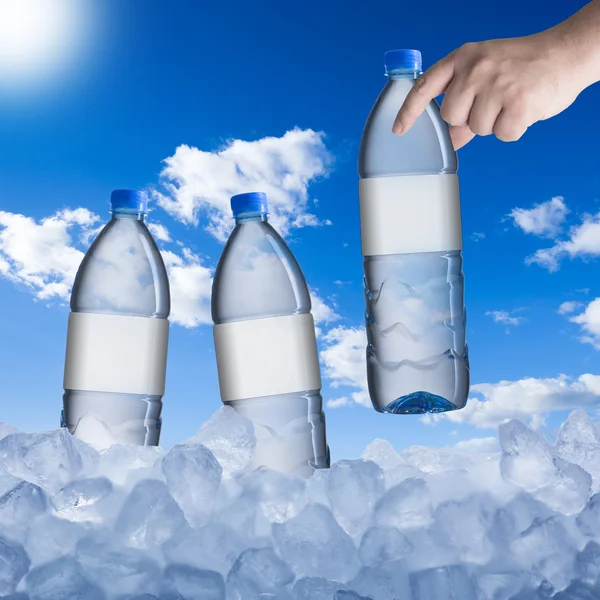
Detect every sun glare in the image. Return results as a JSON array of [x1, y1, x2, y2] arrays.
[[0, 0, 84, 85]]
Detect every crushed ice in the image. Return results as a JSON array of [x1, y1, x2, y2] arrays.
[[1, 407, 600, 599]]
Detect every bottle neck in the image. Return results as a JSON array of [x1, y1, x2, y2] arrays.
[[234, 212, 269, 224], [111, 209, 146, 221], [387, 69, 421, 81]]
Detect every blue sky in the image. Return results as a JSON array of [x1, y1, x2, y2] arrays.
[[1, 0, 599, 459]]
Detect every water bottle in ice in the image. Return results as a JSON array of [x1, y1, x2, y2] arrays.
[[211, 191, 330, 476], [358, 49, 469, 414], [61, 189, 171, 448]]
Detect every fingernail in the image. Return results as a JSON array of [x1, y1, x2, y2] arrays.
[[392, 122, 403, 136]]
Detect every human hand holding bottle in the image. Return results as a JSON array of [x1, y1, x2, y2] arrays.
[[393, 0, 600, 149]]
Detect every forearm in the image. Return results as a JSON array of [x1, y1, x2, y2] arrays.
[[545, 0, 600, 90]]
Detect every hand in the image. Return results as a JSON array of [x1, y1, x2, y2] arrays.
[[392, 33, 584, 150]]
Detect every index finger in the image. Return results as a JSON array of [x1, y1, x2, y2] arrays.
[[392, 54, 456, 136]]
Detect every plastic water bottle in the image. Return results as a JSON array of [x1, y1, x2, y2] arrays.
[[61, 189, 171, 448], [358, 49, 469, 414], [211, 192, 330, 476]]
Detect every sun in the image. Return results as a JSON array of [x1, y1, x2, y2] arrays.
[[0, 0, 82, 83]]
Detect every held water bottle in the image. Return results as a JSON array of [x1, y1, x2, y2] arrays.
[[62, 189, 171, 448], [211, 192, 330, 477], [358, 49, 469, 414]]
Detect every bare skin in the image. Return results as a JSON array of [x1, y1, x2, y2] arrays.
[[392, 0, 600, 149]]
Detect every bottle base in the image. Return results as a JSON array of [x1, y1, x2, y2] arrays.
[[377, 391, 462, 415], [62, 390, 162, 449], [225, 390, 330, 478]]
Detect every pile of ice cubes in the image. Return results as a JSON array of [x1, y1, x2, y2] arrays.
[[1, 408, 600, 599]]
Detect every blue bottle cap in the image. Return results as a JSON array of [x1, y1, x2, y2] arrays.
[[384, 49, 422, 74], [110, 189, 148, 213], [231, 192, 269, 218]]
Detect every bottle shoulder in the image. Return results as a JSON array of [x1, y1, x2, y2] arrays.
[[211, 221, 311, 324], [358, 79, 457, 178], [71, 218, 170, 318]]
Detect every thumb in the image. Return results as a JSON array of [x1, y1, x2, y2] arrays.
[[450, 125, 476, 150]]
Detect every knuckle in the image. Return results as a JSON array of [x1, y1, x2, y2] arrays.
[[494, 121, 526, 142], [439, 100, 456, 124]]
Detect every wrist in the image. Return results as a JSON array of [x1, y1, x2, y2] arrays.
[[543, 3, 600, 91]]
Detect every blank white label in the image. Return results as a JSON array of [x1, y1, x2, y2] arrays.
[[213, 313, 322, 402], [359, 173, 463, 256], [63, 312, 169, 396]]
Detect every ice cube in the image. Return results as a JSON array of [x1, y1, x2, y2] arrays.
[[574, 541, 600, 585], [0, 463, 22, 498], [433, 493, 496, 565], [346, 563, 409, 600], [373, 477, 433, 531], [160, 564, 225, 600], [490, 493, 555, 545], [213, 489, 271, 546], [576, 492, 600, 538], [184, 406, 256, 478], [509, 517, 577, 590], [500, 419, 592, 515], [305, 468, 332, 509], [358, 525, 413, 567], [508, 585, 554, 600], [0, 536, 30, 595], [25, 515, 85, 566], [162, 521, 246, 576], [327, 459, 384, 537], [161, 443, 222, 528], [272, 503, 359, 581], [96, 444, 164, 488], [241, 468, 307, 524], [226, 547, 294, 600], [0, 422, 19, 440], [0, 482, 48, 538], [401, 527, 460, 572], [0, 430, 86, 493], [51, 477, 114, 523], [292, 577, 345, 600], [409, 565, 477, 600], [500, 420, 558, 492], [76, 532, 161, 597], [334, 592, 372, 600], [552, 581, 600, 599], [361, 439, 404, 471], [473, 571, 529, 600], [400, 444, 492, 474], [26, 556, 105, 600], [554, 410, 600, 492], [115, 479, 187, 549]]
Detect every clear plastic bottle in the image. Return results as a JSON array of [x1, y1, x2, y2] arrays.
[[211, 192, 330, 477], [61, 189, 171, 448], [358, 49, 469, 414]]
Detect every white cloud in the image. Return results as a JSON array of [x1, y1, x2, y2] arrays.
[[327, 397, 351, 409], [147, 222, 171, 242], [471, 232, 485, 242], [569, 298, 600, 350], [309, 288, 340, 326], [0, 208, 214, 329], [153, 128, 333, 242], [509, 196, 568, 238], [485, 310, 525, 327], [161, 248, 213, 328], [320, 326, 370, 407], [558, 301, 584, 315], [454, 437, 499, 453], [526, 211, 600, 272], [0, 208, 99, 300], [422, 373, 600, 430]]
